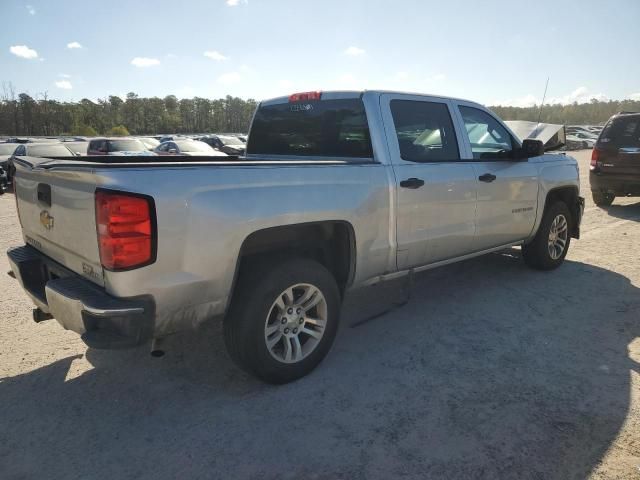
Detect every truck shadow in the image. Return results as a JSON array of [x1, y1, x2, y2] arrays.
[[602, 200, 640, 221], [1, 250, 639, 479]]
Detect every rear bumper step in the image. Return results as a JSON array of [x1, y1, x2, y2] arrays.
[[7, 245, 155, 349]]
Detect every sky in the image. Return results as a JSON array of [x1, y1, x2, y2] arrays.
[[1, 0, 640, 106]]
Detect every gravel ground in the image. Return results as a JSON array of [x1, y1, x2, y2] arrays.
[[1, 150, 639, 480]]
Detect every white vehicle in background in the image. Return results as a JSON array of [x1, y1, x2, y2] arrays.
[[154, 139, 227, 156], [568, 131, 597, 149]]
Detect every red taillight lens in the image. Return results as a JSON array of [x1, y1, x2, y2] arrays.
[[95, 190, 155, 270], [590, 148, 601, 169], [289, 91, 322, 102]]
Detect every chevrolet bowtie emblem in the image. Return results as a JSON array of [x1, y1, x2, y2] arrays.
[[40, 210, 54, 230]]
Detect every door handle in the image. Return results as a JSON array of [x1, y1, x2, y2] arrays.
[[400, 177, 425, 189], [478, 173, 497, 183]]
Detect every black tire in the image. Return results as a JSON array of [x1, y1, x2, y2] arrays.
[[522, 201, 572, 270], [592, 191, 615, 207], [224, 257, 341, 384]]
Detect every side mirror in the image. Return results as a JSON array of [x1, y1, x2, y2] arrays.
[[520, 139, 545, 158]]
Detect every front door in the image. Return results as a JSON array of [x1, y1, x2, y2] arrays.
[[381, 94, 478, 270], [455, 103, 539, 250]]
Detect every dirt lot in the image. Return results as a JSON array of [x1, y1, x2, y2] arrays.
[[1, 150, 639, 479]]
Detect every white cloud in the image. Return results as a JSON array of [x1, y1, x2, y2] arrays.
[[278, 79, 294, 89], [430, 73, 446, 82], [204, 50, 228, 61], [26, 5, 36, 15], [131, 57, 160, 67], [344, 46, 365, 56], [393, 71, 409, 81], [218, 72, 242, 85], [226, 0, 247, 5], [59, 73, 71, 78], [55, 80, 72, 90], [67, 41, 83, 49], [627, 93, 640, 101], [9, 45, 38, 59]]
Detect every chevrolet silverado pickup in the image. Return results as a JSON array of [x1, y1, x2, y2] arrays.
[[7, 90, 584, 383]]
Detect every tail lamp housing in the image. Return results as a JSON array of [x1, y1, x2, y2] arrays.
[[95, 189, 156, 271], [590, 147, 601, 170]]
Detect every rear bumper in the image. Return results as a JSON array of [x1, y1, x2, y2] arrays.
[[7, 245, 154, 349], [590, 171, 640, 196]]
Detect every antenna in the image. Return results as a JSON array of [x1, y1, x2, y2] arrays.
[[537, 77, 550, 126]]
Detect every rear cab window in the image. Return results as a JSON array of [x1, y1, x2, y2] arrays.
[[247, 96, 373, 159]]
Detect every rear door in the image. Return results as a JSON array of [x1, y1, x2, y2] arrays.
[[453, 103, 538, 250], [381, 93, 477, 269]]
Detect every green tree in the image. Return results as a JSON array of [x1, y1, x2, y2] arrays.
[[72, 124, 98, 136], [107, 125, 130, 136]]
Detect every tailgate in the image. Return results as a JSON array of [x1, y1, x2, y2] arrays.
[[13, 159, 104, 286]]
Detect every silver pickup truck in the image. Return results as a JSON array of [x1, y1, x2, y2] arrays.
[[7, 90, 584, 383]]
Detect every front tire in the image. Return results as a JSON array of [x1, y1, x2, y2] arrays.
[[522, 201, 572, 270], [224, 257, 341, 384], [592, 191, 615, 207]]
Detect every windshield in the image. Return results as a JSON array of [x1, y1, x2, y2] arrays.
[[140, 138, 160, 149], [65, 142, 88, 155], [599, 116, 640, 148], [108, 139, 146, 152], [176, 140, 214, 153], [218, 136, 245, 146], [0, 144, 18, 155], [26, 144, 73, 157]]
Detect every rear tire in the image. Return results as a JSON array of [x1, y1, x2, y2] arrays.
[[522, 201, 572, 271], [224, 257, 341, 384], [592, 191, 615, 207]]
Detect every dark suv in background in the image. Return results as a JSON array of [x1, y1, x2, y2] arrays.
[[590, 112, 640, 206]]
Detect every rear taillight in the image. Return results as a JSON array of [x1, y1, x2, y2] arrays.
[[95, 190, 156, 270], [590, 148, 601, 170]]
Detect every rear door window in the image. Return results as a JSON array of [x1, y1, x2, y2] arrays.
[[247, 98, 373, 158], [390, 100, 459, 162]]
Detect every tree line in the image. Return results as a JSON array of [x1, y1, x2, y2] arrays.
[[1, 82, 639, 137], [491, 98, 640, 126], [0, 83, 258, 136]]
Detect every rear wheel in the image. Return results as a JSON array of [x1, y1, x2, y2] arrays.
[[592, 191, 615, 207], [522, 201, 572, 270], [224, 257, 340, 384]]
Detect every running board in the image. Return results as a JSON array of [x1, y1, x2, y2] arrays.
[[361, 241, 523, 287]]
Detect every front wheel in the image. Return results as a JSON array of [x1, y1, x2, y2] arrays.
[[522, 201, 572, 270], [224, 257, 341, 384]]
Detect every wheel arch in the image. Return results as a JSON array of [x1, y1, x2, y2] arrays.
[[542, 185, 581, 239], [227, 221, 357, 313]]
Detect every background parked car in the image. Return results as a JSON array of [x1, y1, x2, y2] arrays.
[[154, 139, 227, 156], [87, 138, 156, 156], [12, 142, 76, 158], [590, 111, 640, 206], [199, 134, 246, 155], [139, 137, 160, 151]]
